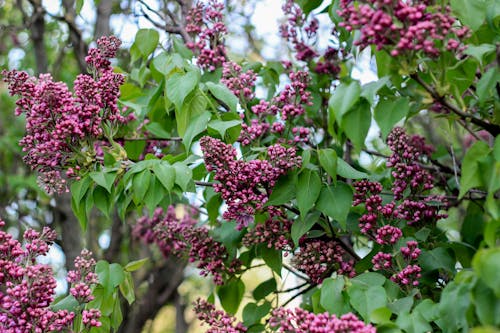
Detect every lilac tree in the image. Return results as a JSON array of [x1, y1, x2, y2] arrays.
[[1, 0, 500, 332]]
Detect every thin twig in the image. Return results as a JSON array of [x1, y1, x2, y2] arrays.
[[410, 73, 500, 136], [281, 284, 316, 308], [274, 282, 309, 294], [283, 264, 309, 281], [194, 181, 214, 187]]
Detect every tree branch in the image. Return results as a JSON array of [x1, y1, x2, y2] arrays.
[[410, 73, 500, 136]]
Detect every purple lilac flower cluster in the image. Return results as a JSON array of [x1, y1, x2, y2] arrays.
[[200, 136, 301, 229], [0, 220, 101, 331], [2, 36, 128, 194], [133, 206, 241, 285], [186, 0, 227, 71], [280, 0, 342, 76], [338, 0, 469, 57], [67, 249, 100, 305], [221, 61, 257, 103], [292, 238, 355, 284], [193, 298, 247, 333], [242, 207, 293, 252], [269, 307, 376, 333], [280, 0, 319, 62], [237, 70, 313, 146], [353, 127, 446, 288]]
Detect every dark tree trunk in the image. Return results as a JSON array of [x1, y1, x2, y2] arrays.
[[53, 193, 83, 270], [62, 0, 88, 73], [119, 259, 187, 333], [94, 0, 114, 38]]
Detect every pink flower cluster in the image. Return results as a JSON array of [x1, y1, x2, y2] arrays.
[[292, 239, 355, 284], [280, 0, 319, 62], [186, 0, 227, 71], [221, 61, 257, 102], [237, 70, 313, 146], [269, 307, 375, 333], [279, 0, 342, 76], [353, 127, 447, 289], [193, 298, 247, 333], [2, 36, 127, 193], [0, 220, 100, 331], [386, 127, 434, 200], [242, 207, 293, 251], [200, 136, 301, 229], [338, 0, 469, 57], [67, 249, 99, 304], [273, 70, 312, 121], [133, 206, 241, 285]]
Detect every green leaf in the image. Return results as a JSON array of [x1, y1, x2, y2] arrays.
[[172, 36, 193, 59], [316, 182, 353, 230], [260, 245, 282, 277], [124, 258, 149, 272], [388, 297, 414, 315], [71, 175, 92, 204], [474, 279, 500, 326], [396, 310, 433, 333], [144, 122, 172, 139], [459, 141, 491, 198], [436, 281, 471, 332], [477, 67, 500, 104], [211, 221, 245, 257], [111, 295, 123, 329], [351, 272, 387, 288], [266, 173, 297, 206], [473, 247, 500, 297], [173, 162, 193, 191], [243, 302, 271, 327], [166, 71, 200, 111], [133, 29, 159, 57], [253, 278, 277, 300], [96, 260, 112, 294], [206, 82, 239, 112], [320, 277, 350, 315], [144, 177, 165, 216], [464, 44, 496, 66], [328, 81, 361, 134], [124, 140, 146, 160], [176, 89, 207, 137], [217, 279, 245, 315], [132, 170, 151, 204], [347, 284, 387, 321], [183, 111, 211, 150], [296, 0, 323, 15], [90, 171, 116, 193], [109, 263, 125, 287], [208, 119, 242, 139], [361, 77, 390, 105], [418, 248, 456, 272], [296, 169, 322, 217], [370, 307, 393, 324], [51, 294, 79, 312], [152, 162, 175, 191], [119, 272, 136, 305], [291, 211, 320, 246], [342, 98, 371, 149], [75, 0, 84, 14], [318, 148, 337, 181], [374, 97, 410, 139], [336, 158, 369, 179], [450, 0, 491, 31], [93, 186, 111, 218]]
